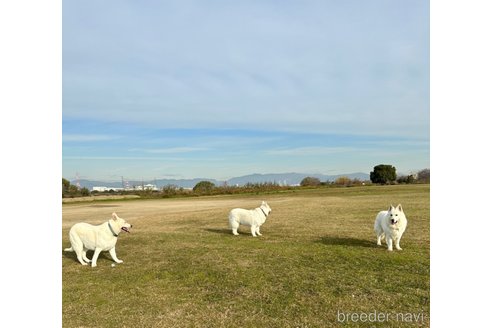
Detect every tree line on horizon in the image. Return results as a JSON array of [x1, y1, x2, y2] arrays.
[[62, 165, 430, 199], [300, 166, 429, 187]]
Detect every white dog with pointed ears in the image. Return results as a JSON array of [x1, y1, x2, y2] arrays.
[[64, 212, 132, 267], [374, 204, 408, 251], [229, 201, 272, 237]]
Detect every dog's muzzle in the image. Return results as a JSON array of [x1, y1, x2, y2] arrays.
[[121, 224, 132, 233]]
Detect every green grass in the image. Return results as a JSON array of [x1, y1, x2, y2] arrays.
[[62, 184, 429, 327]]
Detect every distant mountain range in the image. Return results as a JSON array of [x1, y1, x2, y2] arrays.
[[226, 172, 369, 186], [74, 172, 370, 190]]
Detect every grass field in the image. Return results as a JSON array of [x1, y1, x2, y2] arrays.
[[62, 184, 430, 327]]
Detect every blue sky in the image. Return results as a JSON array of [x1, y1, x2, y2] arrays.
[[63, 0, 429, 181]]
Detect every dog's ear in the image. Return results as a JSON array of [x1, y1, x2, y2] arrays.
[[388, 205, 393, 211], [397, 204, 403, 212], [112, 212, 119, 220]]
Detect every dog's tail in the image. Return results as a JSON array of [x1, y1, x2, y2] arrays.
[[64, 247, 73, 252]]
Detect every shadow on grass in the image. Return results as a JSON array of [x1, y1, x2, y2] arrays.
[[62, 250, 79, 263], [318, 236, 375, 248], [204, 228, 232, 235], [62, 249, 110, 263]]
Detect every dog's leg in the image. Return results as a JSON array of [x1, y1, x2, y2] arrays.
[[395, 236, 403, 251], [109, 247, 123, 263], [91, 248, 103, 267], [75, 249, 88, 266], [71, 242, 87, 265], [386, 236, 393, 251], [82, 248, 92, 263], [256, 226, 262, 236], [230, 220, 240, 235], [375, 223, 384, 246], [250, 225, 257, 237], [69, 233, 88, 265]]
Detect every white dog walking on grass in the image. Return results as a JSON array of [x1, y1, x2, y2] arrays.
[[374, 204, 407, 251], [64, 212, 132, 267], [229, 201, 271, 237]]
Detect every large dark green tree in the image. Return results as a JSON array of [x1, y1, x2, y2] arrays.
[[370, 164, 397, 184]]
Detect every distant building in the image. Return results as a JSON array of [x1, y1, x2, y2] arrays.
[[92, 186, 110, 192], [93, 184, 158, 192], [92, 186, 125, 192], [133, 184, 158, 191]]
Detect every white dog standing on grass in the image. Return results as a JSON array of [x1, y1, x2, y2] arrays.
[[374, 204, 407, 251], [229, 201, 272, 237], [64, 212, 132, 267]]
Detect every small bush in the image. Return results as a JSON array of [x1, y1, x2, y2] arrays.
[[193, 181, 216, 193], [300, 177, 321, 187]]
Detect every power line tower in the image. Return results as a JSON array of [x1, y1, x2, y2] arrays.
[[121, 176, 130, 190], [75, 172, 81, 188]]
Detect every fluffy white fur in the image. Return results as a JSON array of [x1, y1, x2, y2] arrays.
[[229, 201, 272, 237], [374, 204, 408, 251], [64, 212, 132, 267]]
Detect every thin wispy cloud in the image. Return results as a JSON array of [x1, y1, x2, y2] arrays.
[[266, 147, 356, 156], [129, 147, 209, 154], [63, 155, 226, 162], [64, 156, 174, 161], [63, 134, 121, 142]]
